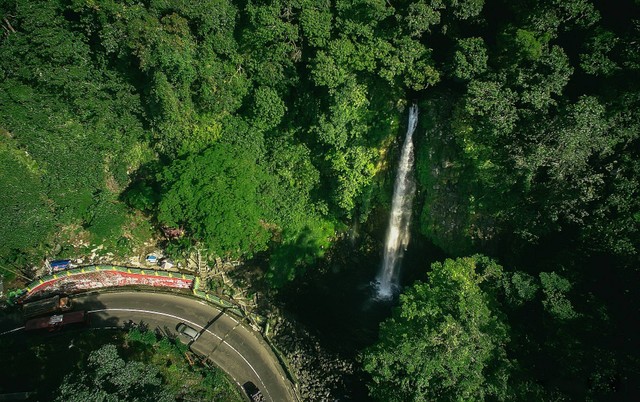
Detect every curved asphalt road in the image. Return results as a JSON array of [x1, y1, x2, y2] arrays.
[[4, 291, 296, 402]]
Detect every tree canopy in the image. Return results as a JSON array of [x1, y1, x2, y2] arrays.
[[158, 142, 270, 257], [56, 344, 171, 402], [1, 0, 639, 399], [362, 256, 511, 401]]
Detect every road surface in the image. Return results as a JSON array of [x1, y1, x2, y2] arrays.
[[2, 291, 296, 402]]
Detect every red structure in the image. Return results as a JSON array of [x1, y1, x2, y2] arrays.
[[25, 311, 87, 331], [23, 269, 194, 302]]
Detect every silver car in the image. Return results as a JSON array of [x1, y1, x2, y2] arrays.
[[176, 323, 200, 341]]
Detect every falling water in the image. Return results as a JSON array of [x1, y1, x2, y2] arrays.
[[376, 104, 418, 299]]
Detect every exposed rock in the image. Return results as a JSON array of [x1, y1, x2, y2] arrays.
[[270, 315, 355, 401]]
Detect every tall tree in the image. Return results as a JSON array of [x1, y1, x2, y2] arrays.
[[362, 256, 511, 401], [56, 344, 172, 402], [157, 142, 271, 257]]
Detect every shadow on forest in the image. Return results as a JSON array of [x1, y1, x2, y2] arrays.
[[278, 231, 444, 357], [0, 293, 184, 400]]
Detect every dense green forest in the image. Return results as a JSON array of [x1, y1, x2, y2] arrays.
[[1, 0, 639, 400]]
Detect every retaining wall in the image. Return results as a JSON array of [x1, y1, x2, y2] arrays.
[[21, 266, 194, 301]]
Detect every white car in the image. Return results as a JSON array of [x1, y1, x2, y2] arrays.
[[176, 323, 200, 341]]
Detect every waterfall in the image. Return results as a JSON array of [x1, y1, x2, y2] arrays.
[[376, 104, 418, 299]]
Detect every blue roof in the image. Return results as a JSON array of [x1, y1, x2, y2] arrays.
[[50, 260, 71, 267]]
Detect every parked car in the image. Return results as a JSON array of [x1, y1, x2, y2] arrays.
[[50, 259, 71, 272], [242, 381, 264, 402], [176, 323, 200, 341], [145, 255, 158, 264]]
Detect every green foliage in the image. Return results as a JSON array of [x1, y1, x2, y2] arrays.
[[415, 0, 639, 259], [123, 181, 159, 213], [452, 37, 488, 80], [514, 29, 549, 61], [580, 29, 620, 76], [362, 256, 511, 401], [84, 194, 128, 244], [465, 80, 518, 135], [0, 139, 53, 260], [257, 131, 338, 286], [450, 0, 485, 20], [329, 145, 378, 212], [251, 86, 287, 131], [299, 3, 332, 48], [0, 0, 145, 262], [403, 1, 441, 37], [126, 328, 158, 346], [539, 272, 578, 320], [0, 3, 637, 402], [380, 37, 440, 91], [1, 2, 640, 399], [242, 0, 301, 88], [56, 344, 171, 402], [502, 271, 539, 306], [267, 219, 335, 287], [158, 143, 271, 257]]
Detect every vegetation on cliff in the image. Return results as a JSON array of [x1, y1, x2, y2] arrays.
[[1, 0, 639, 400]]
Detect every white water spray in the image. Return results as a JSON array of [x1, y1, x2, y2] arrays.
[[376, 104, 418, 299]]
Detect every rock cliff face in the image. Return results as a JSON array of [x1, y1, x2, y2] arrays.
[[270, 315, 356, 401]]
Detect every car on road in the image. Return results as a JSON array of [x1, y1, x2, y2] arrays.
[[242, 381, 265, 402], [49, 259, 71, 272], [176, 323, 200, 341], [145, 254, 158, 264]]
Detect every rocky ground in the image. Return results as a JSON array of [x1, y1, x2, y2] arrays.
[[269, 313, 357, 401]]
